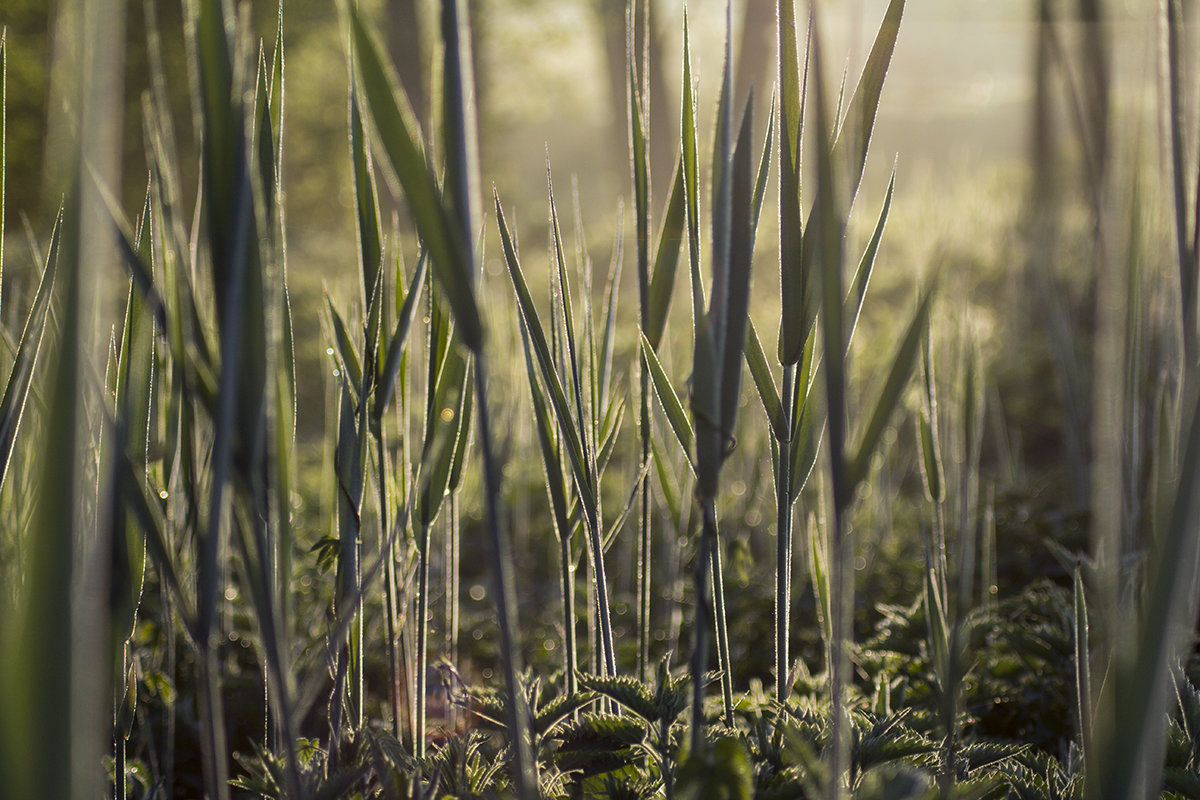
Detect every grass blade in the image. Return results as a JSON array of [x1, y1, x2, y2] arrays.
[[646, 158, 686, 349], [347, 4, 482, 351], [847, 287, 935, 490], [495, 191, 597, 518], [745, 318, 787, 441], [0, 208, 60, 490], [641, 334, 697, 476], [832, 0, 905, 202], [778, 0, 812, 366]]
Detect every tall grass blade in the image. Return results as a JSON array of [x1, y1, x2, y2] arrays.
[[746, 319, 787, 441], [375, 250, 428, 419], [3, 187, 81, 800], [347, 4, 482, 351], [847, 287, 936, 491], [0, 209, 60, 490], [496, 193, 597, 517], [845, 167, 895, 349], [1073, 565, 1092, 761], [646, 159, 686, 349], [641, 335, 697, 475], [778, 0, 811, 366], [831, 0, 905, 203], [682, 11, 703, 328]]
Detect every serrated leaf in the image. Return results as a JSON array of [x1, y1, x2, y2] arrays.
[[577, 673, 657, 722]]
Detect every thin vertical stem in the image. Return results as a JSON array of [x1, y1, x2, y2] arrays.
[[559, 536, 579, 702], [775, 363, 795, 703], [473, 355, 535, 798], [446, 492, 460, 730], [415, 520, 431, 760], [710, 521, 734, 727], [638, 354, 652, 681], [829, 498, 850, 800], [690, 496, 718, 755]]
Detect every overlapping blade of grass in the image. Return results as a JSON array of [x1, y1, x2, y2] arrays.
[[641, 334, 697, 475], [809, 8, 855, 794], [2, 186, 81, 800], [109, 190, 155, 668], [496, 194, 597, 523], [346, 4, 482, 353], [497, 183, 617, 682], [646, 160, 687, 349], [520, 317, 578, 698], [778, 0, 812, 367], [682, 11, 703, 328], [0, 208, 60, 491], [831, 0, 905, 204], [0, 31, 4, 305], [439, 2, 533, 791], [190, 2, 271, 794]]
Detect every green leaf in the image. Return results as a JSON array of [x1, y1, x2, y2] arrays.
[[847, 287, 935, 490], [640, 334, 696, 476], [645, 157, 686, 349], [374, 249, 428, 419], [778, 1, 812, 366], [832, 0, 905, 202], [347, 4, 483, 351], [495, 191, 597, 518], [0, 207, 60, 491], [844, 166, 895, 350], [577, 673, 657, 723], [325, 296, 364, 396], [677, 737, 753, 800], [745, 318, 787, 441], [417, 340, 470, 529]]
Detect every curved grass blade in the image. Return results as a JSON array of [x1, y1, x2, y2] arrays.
[[0, 208, 60, 490], [325, 296, 364, 396], [417, 339, 469, 529], [646, 157, 686, 348], [350, 76, 383, 314], [832, 0, 905, 202], [844, 166, 894, 351], [745, 318, 787, 441], [495, 191, 596, 518], [640, 333, 696, 475], [846, 286, 935, 490], [682, 11, 703, 327]]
